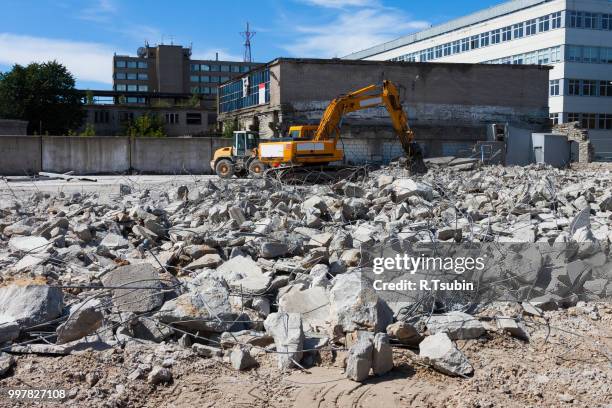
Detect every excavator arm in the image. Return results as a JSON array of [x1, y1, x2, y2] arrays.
[[313, 80, 415, 156]]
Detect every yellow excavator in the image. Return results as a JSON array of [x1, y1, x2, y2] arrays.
[[210, 80, 425, 180]]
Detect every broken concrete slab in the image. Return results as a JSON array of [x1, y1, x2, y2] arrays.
[[278, 286, 330, 332], [260, 241, 289, 259], [372, 333, 393, 376], [184, 253, 223, 270], [217, 255, 272, 294], [99, 233, 129, 249], [56, 298, 104, 344], [230, 345, 257, 370], [386, 321, 421, 345], [392, 178, 433, 202], [0, 352, 15, 376], [345, 338, 373, 382], [0, 282, 63, 328], [426, 311, 485, 340], [8, 236, 50, 253], [496, 317, 530, 341], [264, 312, 304, 370], [102, 263, 164, 313], [419, 332, 473, 377]]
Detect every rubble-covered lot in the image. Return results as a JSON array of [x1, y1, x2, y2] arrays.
[[0, 162, 611, 407]]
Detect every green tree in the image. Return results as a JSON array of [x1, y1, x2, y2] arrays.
[[222, 120, 237, 138], [126, 113, 166, 137], [80, 123, 96, 136], [0, 61, 85, 134]]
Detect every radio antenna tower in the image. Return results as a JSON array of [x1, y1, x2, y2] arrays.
[[240, 22, 255, 62]]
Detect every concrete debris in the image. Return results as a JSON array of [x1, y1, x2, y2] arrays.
[[496, 317, 530, 341], [264, 312, 304, 370], [102, 263, 164, 313], [217, 255, 272, 294], [56, 298, 104, 344], [230, 345, 257, 370], [419, 332, 473, 377], [0, 282, 63, 327], [345, 338, 373, 382], [372, 333, 393, 376], [386, 321, 421, 345], [426, 312, 485, 340], [0, 352, 15, 376], [147, 366, 172, 385], [8, 236, 50, 253]]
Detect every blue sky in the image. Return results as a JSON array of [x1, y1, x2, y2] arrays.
[[0, 0, 505, 89]]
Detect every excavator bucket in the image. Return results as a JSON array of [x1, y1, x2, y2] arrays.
[[405, 142, 428, 174]]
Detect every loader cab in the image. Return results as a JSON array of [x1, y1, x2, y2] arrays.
[[233, 131, 260, 156]]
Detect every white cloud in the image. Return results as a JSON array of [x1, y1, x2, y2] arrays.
[[0, 33, 119, 84], [78, 0, 117, 23], [285, 8, 429, 58], [193, 49, 244, 62], [300, 0, 376, 8]]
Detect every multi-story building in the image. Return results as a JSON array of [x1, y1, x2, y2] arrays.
[[79, 44, 262, 136], [113, 43, 261, 99], [344, 0, 612, 161]]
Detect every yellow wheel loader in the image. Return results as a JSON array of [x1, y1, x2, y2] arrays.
[[211, 80, 426, 180]]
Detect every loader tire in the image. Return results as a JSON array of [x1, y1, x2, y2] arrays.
[[215, 159, 235, 178], [248, 160, 267, 178]]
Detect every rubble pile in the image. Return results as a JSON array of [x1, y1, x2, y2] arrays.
[[0, 163, 610, 387]]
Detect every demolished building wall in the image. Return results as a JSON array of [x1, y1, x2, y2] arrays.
[[218, 58, 551, 159]]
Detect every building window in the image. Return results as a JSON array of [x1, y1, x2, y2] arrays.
[[127, 84, 137, 92], [126, 97, 145, 103], [208, 64, 218, 71], [199, 64, 209, 71], [513, 22, 524, 38], [115, 84, 127, 91], [538, 49, 550, 64], [582, 80, 596, 96], [568, 79, 580, 95], [220, 76, 229, 82], [461, 37, 469, 52], [582, 113, 596, 129], [200, 87, 210, 94], [93, 111, 110, 123], [190, 75, 200, 83], [583, 12, 594, 29], [190, 63, 200, 72], [603, 14, 610, 30], [138, 73, 148, 80], [512, 54, 524, 64], [480, 32, 489, 47], [210, 87, 217, 95], [567, 45, 581, 62], [115, 60, 126, 68], [435, 45, 443, 58], [208, 113, 217, 125], [138, 85, 148, 92], [209, 76, 219, 83], [539, 15, 550, 32], [240, 65, 250, 72], [186, 113, 202, 125], [190, 86, 199, 93], [427, 48, 434, 60], [137, 61, 147, 69], [526, 19, 537, 35], [567, 112, 580, 122], [127, 61, 137, 68], [549, 80, 560, 96], [220, 65, 230, 72], [600, 80, 612, 96], [599, 113, 612, 129], [524, 51, 536, 65], [569, 11, 583, 28], [602, 48, 612, 63], [491, 29, 500, 44], [165, 113, 179, 124], [502, 26, 512, 41], [119, 112, 134, 123], [127, 72, 137, 80], [583, 47, 599, 62], [443, 43, 451, 56], [470, 35, 479, 49], [550, 46, 561, 62], [231, 65, 240, 73], [115, 72, 126, 80], [550, 113, 560, 125], [199, 75, 209, 82], [452, 40, 461, 54], [419, 50, 427, 62], [551, 12, 562, 29]]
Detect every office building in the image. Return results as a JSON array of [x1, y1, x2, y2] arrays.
[[345, 0, 612, 160]]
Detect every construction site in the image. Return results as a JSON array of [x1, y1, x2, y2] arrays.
[[1, 0, 612, 407]]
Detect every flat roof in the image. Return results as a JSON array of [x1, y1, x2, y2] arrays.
[[343, 0, 551, 60]]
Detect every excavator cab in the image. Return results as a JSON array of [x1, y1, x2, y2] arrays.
[[234, 131, 260, 155]]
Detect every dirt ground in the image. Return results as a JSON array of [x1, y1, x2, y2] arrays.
[[0, 304, 610, 408]]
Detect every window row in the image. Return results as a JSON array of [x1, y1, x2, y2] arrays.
[[483, 46, 562, 65], [563, 112, 612, 129], [190, 75, 230, 83], [190, 86, 218, 95], [219, 69, 270, 113], [115, 72, 148, 80], [566, 79, 612, 97], [567, 11, 612, 30], [115, 84, 149, 92], [389, 11, 562, 62], [566, 45, 612, 63], [190, 63, 252, 73], [115, 60, 148, 69]]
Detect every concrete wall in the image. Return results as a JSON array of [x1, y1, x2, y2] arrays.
[[0, 136, 41, 175], [0, 120, 28, 136], [0, 136, 237, 175], [42, 137, 130, 174]]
